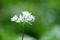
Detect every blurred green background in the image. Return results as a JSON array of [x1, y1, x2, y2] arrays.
[[0, 0, 60, 40]]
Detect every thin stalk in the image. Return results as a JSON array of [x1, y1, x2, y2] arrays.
[[22, 22, 25, 40]]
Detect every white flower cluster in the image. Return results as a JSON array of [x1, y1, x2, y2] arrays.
[[11, 11, 35, 25]]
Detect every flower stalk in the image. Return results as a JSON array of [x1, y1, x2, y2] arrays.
[[22, 22, 25, 40]]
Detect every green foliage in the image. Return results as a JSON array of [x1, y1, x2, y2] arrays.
[[0, 0, 60, 40]]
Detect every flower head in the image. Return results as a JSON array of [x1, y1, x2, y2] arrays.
[[11, 11, 35, 25]]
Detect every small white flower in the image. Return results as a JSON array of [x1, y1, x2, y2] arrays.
[[11, 15, 18, 21], [11, 11, 35, 25], [26, 15, 35, 22], [22, 11, 31, 19], [22, 11, 31, 16], [19, 15, 24, 22]]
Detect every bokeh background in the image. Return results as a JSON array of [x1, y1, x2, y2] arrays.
[[0, 0, 60, 40]]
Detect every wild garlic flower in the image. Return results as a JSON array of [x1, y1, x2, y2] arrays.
[[11, 11, 35, 25]]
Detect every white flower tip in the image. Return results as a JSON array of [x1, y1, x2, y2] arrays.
[[22, 11, 29, 14], [22, 11, 31, 15], [11, 15, 18, 21]]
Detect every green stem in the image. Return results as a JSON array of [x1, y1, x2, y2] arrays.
[[22, 22, 25, 40]]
